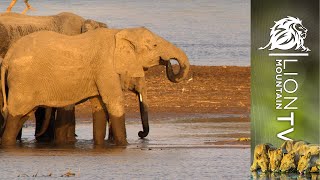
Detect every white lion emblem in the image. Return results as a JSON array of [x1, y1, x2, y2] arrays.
[[259, 16, 310, 52]]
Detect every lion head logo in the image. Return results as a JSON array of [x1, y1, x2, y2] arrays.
[[259, 16, 310, 52]]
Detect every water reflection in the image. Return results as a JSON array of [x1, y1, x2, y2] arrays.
[[251, 171, 319, 180]]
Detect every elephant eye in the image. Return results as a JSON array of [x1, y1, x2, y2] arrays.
[[153, 44, 157, 47]]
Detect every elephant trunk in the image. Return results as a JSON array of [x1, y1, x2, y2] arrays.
[[162, 45, 190, 83], [138, 92, 149, 138], [138, 119, 149, 138], [35, 108, 53, 138]]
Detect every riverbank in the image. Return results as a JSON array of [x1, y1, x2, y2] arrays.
[[76, 65, 251, 118]]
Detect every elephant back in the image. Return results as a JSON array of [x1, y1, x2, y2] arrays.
[[53, 12, 85, 35], [0, 14, 59, 54], [0, 23, 9, 58]]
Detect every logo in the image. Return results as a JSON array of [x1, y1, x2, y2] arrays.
[[259, 16, 310, 52]]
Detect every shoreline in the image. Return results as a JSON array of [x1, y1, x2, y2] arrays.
[[75, 65, 251, 119]]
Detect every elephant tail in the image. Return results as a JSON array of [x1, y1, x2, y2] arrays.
[[1, 64, 8, 119]]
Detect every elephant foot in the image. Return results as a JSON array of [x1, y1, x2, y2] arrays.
[[1, 115, 22, 146], [54, 125, 68, 144], [109, 115, 128, 146], [66, 125, 76, 143], [92, 107, 106, 145], [1, 135, 17, 146], [36, 135, 53, 143], [67, 135, 77, 143], [106, 132, 114, 144], [54, 139, 66, 145], [54, 131, 76, 145]]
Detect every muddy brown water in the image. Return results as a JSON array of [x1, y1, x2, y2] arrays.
[[0, 114, 251, 179]]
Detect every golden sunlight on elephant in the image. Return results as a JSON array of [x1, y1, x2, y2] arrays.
[[0, 27, 190, 146]]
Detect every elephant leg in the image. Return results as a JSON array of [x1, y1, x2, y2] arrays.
[[97, 75, 127, 146], [108, 113, 126, 146], [1, 114, 25, 145], [65, 106, 76, 143], [6, 0, 17, 12], [54, 108, 70, 144], [35, 107, 55, 142], [90, 96, 107, 145]]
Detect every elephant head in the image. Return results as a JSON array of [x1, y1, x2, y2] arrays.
[[114, 27, 190, 81], [114, 27, 190, 137], [81, 19, 108, 33]]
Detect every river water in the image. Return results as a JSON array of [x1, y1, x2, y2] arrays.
[[1, 0, 250, 66], [0, 115, 251, 179]]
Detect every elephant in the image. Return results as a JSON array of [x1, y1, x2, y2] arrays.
[[0, 12, 108, 58], [0, 12, 107, 142], [37, 75, 150, 143], [0, 27, 190, 146]]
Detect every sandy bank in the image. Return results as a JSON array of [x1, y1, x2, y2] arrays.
[[75, 65, 251, 119]]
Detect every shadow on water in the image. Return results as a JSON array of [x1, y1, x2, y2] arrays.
[[0, 139, 129, 155], [0, 113, 250, 152], [251, 171, 320, 180]]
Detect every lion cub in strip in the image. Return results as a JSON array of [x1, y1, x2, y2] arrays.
[[297, 147, 320, 174], [266, 140, 307, 173], [251, 144, 276, 172], [280, 143, 319, 173]]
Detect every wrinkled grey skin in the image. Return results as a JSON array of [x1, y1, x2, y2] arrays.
[[1, 28, 190, 146], [0, 12, 107, 142]]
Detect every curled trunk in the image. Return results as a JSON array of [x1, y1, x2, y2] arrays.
[[163, 45, 190, 83], [137, 93, 149, 138]]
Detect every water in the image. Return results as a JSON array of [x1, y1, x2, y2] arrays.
[[1, 0, 250, 66], [0, 148, 250, 179], [0, 116, 251, 179]]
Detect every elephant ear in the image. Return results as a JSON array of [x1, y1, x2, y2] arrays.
[[114, 28, 145, 77]]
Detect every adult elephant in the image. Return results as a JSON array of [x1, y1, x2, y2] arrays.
[[0, 27, 190, 146], [0, 12, 107, 57], [0, 12, 107, 142]]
